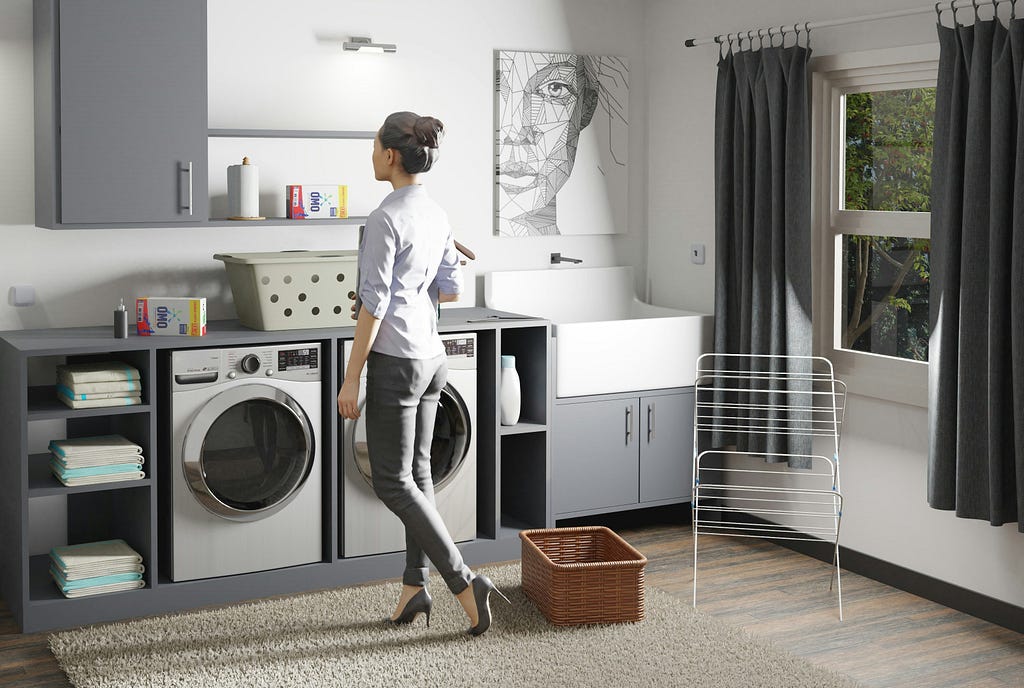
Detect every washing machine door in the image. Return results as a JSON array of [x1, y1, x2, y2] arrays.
[[182, 384, 315, 522], [353, 383, 471, 491]]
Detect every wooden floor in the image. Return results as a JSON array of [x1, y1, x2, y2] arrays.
[[1, 515, 1021, 687]]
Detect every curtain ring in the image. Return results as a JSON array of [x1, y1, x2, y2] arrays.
[[793, 23, 800, 48], [747, 29, 754, 50], [951, 0, 959, 25], [935, 1, 944, 23], [804, 21, 812, 46], [972, 0, 980, 21], [778, 25, 786, 48], [757, 28, 765, 49], [993, 0, 1002, 21]]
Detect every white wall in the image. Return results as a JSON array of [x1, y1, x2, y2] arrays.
[[646, 0, 1024, 607], [0, 0, 648, 332]]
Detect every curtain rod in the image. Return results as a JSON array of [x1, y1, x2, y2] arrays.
[[683, 0, 1008, 47]]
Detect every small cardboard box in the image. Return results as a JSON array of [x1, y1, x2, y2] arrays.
[[286, 184, 348, 219], [136, 297, 207, 336]]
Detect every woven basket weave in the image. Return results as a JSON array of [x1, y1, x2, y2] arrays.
[[519, 526, 647, 626]]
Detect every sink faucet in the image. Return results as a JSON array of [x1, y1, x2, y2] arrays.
[[551, 252, 583, 264]]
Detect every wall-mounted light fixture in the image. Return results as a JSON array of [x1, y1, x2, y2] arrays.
[[342, 36, 397, 54]]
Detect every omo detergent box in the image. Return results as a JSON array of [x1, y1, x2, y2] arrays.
[[286, 185, 348, 219], [136, 297, 207, 336]]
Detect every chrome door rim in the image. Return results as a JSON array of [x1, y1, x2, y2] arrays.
[[181, 384, 314, 522]]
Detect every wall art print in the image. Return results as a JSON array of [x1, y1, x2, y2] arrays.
[[494, 50, 628, 237]]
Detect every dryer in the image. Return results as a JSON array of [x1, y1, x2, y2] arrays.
[[167, 343, 322, 581], [343, 333, 477, 557]]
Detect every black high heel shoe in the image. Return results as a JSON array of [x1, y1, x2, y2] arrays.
[[466, 574, 510, 637], [388, 587, 432, 627]]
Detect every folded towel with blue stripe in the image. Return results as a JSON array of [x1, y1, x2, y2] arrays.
[[49, 540, 145, 598], [57, 394, 142, 410], [50, 460, 143, 479], [49, 435, 143, 459], [50, 567, 143, 592], [56, 361, 141, 384], [56, 384, 139, 401], [56, 379, 141, 395]]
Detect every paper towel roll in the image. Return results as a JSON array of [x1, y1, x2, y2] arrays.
[[227, 157, 261, 219]]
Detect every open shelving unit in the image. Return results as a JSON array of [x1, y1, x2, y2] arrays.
[[0, 308, 550, 633], [206, 128, 375, 227]]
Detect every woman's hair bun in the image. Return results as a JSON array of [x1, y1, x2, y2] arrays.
[[413, 116, 444, 149]]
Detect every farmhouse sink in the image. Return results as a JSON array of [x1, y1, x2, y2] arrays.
[[484, 266, 712, 398]]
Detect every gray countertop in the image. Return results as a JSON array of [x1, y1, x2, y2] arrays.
[[0, 307, 544, 355]]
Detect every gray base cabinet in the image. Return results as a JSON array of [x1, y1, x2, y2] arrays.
[[552, 388, 694, 518]]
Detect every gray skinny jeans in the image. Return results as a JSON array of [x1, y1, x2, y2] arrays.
[[365, 350, 473, 594]]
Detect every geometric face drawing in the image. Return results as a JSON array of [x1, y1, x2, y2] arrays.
[[495, 50, 628, 236]]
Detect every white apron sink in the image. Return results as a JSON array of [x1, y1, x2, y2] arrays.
[[484, 266, 712, 398]]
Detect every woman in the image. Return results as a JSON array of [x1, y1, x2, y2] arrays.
[[337, 111, 507, 636]]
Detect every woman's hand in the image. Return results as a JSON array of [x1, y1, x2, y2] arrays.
[[337, 378, 360, 419]]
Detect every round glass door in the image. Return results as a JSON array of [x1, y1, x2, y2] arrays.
[[182, 385, 314, 521], [352, 383, 471, 490]]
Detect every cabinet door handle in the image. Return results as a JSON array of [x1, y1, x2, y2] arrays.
[[625, 404, 633, 445], [182, 161, 193, 216], [647, 402, 655, 442]]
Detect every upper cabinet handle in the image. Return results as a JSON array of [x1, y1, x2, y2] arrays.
[[182, 161, 193, 216]]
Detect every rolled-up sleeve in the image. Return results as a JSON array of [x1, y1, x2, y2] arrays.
[[433, 229, 463, 296], [358, 211, 396, 319]]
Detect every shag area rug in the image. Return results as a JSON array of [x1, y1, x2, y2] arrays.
[[50, 564, 861, 688]]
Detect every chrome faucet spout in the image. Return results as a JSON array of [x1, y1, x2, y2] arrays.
[[551, 253, 583, 264]]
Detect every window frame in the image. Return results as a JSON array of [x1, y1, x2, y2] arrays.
[[811, 45, 939, 407]]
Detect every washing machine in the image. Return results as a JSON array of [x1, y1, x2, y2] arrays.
[[343, 333, 477, 557], [167, 343, 322, 581]]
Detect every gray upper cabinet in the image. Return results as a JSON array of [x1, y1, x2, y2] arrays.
[[34, 0, 208, 227]]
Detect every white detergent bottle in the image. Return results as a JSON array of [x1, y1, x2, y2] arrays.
[[500, 355, 521, 425]]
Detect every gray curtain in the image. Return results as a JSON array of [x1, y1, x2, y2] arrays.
[[712, 44, 813, 464], [929, 18, 1024, 532]]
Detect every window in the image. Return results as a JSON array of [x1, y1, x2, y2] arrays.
[[812, 46, 939, 406]]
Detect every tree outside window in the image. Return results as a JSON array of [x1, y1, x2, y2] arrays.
[[841, 88, 934, 362]]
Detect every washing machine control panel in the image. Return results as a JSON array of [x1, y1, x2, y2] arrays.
[[442, 337, 475, 358], [277, 347, 319, 371], [172, 344, 322, 389]]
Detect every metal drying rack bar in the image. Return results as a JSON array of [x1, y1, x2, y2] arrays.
[[691, 353, 847, 620]]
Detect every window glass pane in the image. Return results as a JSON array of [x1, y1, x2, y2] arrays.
[[841, 235, 930, 361], [844, 88, 935, 211]]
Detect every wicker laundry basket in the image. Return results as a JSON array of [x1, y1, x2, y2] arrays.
[[519, 526, 647, 626]]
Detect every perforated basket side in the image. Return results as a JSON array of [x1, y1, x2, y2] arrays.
[[222, 256, 358, 330], [222, 262, 268, 329]]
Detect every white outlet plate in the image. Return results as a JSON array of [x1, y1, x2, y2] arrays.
[[8, 284, 36, 307]]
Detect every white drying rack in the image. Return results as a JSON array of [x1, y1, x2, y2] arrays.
[[690, 353, 848, 620]]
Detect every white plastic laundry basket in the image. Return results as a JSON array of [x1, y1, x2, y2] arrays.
[[214, 250, 359, 330]]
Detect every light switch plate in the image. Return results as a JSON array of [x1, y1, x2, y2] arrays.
[[690, 243, 706, 265]]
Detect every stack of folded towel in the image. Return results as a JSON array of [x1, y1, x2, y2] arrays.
[[49, 539, 145, 598], [48, 435, 146, 486], [56, 361, 143, 409]]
